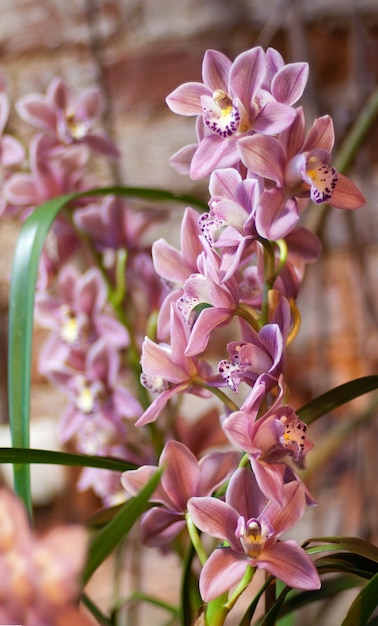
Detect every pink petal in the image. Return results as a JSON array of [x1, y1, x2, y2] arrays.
[[254, 100, 296, 135], [209, 167, 242, 199], [188, 497, 240, 549], [258, 540, 320, 590], [302, 115, 335, 152], [166, 82, 210, 115], [238, 135, 285, 184], [184, 307, 233, 356], [16, 94, 57, 130], [202, 49, 232, 92], [199, 549, 248, 602], [161, 441, 200, 510], [230, 47, 265, 104], [169, 143, 196, 175], [135, 384, 187, 426], [223, 411, 258, 454], [1, 134, 25, 166], [271, 62, 309, 105], [139, 508, 186, 546], [256, 189, 299, 240], [249, 455, 285, 506], [329, 173, 365, 209], [190, 135, 239, 180], [141, 338, 187, 382]]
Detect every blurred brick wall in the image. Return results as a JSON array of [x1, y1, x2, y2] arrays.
[[0, 0, 377, 525]]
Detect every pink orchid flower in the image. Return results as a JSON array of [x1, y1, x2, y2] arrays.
[[166, 46, 301, 179], [188, 468, 320, 602], [121, 440, 239, 546], [136, 303, 214, 426], [223, 376, 313, 505], [238, 108, 365, 239]]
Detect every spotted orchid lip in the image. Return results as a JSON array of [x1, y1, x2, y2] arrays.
[[201, 91, 241, 138]]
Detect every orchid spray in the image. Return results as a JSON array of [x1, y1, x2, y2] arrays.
[[3, 44, 378, 626]]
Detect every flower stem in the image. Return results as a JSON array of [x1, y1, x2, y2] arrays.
[[185, 511, 208, 567]]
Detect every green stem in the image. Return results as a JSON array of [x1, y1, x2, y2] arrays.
[[193, 378, 240, 413], [186, 511, 208, 566]]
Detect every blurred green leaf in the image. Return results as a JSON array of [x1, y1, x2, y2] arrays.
[[0, 447, 136, 471], [341, 572, 378, 626], [82, 467, 162, 584], [306, 536, 378, 563], [8, 192, 77, 516], [297, 376, 378, 425]]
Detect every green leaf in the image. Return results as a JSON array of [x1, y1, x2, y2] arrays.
[[7, 185, 206, 515], [82, 467, 163, 584], [341, 572, 378, 626], [297, 376, 378, 424], [306, 536, 378, 563], [0, 447, 136, 471], [8, 192, 77, 515], [276, 575, 363, 620]]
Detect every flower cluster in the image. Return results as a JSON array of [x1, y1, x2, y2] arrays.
[[1, 44, 367, 622], [124, 45, 365, 605]]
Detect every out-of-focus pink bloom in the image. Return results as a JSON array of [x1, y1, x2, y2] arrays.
[[35, 265, 129, 358], [16, 76, 119, 158], [121, 440, 239, 546], [74, 194, 166, 252], [0, 489, 90, 626], [3, 133, 88, 217], [136, 304, 214, 426], [166, 47, 301, 179], [44, 338, 142, 446], [188, 468, 320, 602]]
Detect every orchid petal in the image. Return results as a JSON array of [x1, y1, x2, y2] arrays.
[[209, 167, 242, 198], [199, 549, 248, 602], [16, 94, 57, 130], [188, 497, 240, 550], [271, 62, 309, 105], [198, 451, 240, 496], [253, 100, 296, 135], [249, 455, 285, 506], [223, 411, 258, 454], [238, 135, 285, 184], [230, 47, 265, 104], [202, 49, 232, 92], [258, 540, 320, 590], [139, 508, 186, 546], [302, 115, 335, 152], [161, 441, 200, 511], [190, 135, 239, 180], [184, 307, 233, 356], [141, 338, 188, 382], [329, 173, 366, 209], [257, 190, 299, 240], [166, 82, 210, 115]]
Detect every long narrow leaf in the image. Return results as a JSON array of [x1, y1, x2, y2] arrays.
[[8, 192, 77, 514], [7, 186, 206, 514], [305, 536, 378, 563], [0, 447, 136, 471], [82, 467, 162, 584], [297, 376, 378, 424]]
